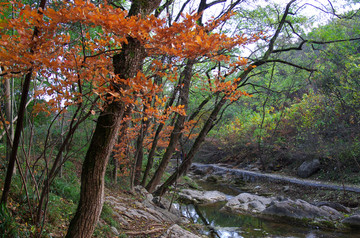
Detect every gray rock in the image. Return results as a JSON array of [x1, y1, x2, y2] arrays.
[[111, 226, 119, 236], [105, 187, 186, 226], [297, 159, 320, 178], [153, 196, 182, 217], [135, 185, 154, 201], [162, 224, 201, 238], [222, 193, 273, 214], [314, 201, 351, 213], [263, 199, 342, 221], [342, 215, 360, 228], [179, 189, 227, 204], [222, 192, 343, 226], [283, 185, 290, 192], [206, 175, 220, 183]]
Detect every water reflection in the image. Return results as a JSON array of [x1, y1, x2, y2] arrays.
[[177, 202, 360, 238]]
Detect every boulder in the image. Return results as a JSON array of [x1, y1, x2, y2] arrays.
[[179, 189, 227, 204], [222, 193, 343, 226], [161, 224, 201, 238], [342, 215, 360, 229], [297, 159, 320, 178], [106, 187, 185, 224], [313, 201, 351, 213], [263, 199, 342, 221], [111, 226, 120, 236], [221, 193, 274, 214], [153, 196, 182, 217]]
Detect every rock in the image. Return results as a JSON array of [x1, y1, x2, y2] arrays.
[[162, 224, 201, 238], [222, 193, 343, 226], [206, 175, 220, 183], [142, 198, 184, 224], [106, 187, 185, 225], [179, 189, 227, 204], [222, 193, 273, 214], [232, 177, 246, 186], [191, 168, 206, 176], [153, 196, 182, 217], [283, 185, 290, 192], [111, 226, 119, 236], [342, 215, 360, 228], [263, 199, 343, 221], [314, 201, 351, 213], [297, 159, 320, 178], [135, 185, 153, 201]]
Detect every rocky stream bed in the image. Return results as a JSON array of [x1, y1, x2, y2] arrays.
[[100, 162, 360, 237], [177, 163, 360, 237]]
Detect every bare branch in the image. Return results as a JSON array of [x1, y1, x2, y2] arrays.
[[206, 0, 226, 9], [155, 0, 174, 18], [265, 59, 316, 72], [272, 37, 360, 53], [264, 0, 297, 59], [174, 0, 191, 23]]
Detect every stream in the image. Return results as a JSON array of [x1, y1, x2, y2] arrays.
[[178, 201, 359, 238], [175, 163, 360, 238]]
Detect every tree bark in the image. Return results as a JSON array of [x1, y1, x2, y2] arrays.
[[66, 1, 161, 237], [141, 82, 180, 186], [133, 117, 149, 186], [0, 0, 47, 205], [4, 78, 13, 162], [146, 59, 194, 193], [154, 96, 227, 197], [65, 102, 124, 238]]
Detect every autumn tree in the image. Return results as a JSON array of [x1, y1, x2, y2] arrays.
[[2, 0, 358, 236], [153, 0, 360, 196], [0, 0, 253, 236]]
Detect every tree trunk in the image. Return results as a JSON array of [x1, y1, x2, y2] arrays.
[[133, 118, 149, 186], [141, 82, 180, 186], [65, 102, 124, 238], [1, 0, 48, 206], [132, 95, 154, 187], [146, 60, 194, 193], [154, 97, 227, 197], [66, 1, 161, 237], [4, 78, 13, 162], [154, 61, 267, 197], [66, 37, 143, 236]]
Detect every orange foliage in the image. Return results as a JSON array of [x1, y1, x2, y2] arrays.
[[0, 1, 257, 161]]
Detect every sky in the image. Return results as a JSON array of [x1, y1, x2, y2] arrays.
[[172, 0, 359, 57], [174, 0, 360, 24]]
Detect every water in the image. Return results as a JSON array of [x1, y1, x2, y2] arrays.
[[177, 180, 360, 238], [178, 202, 360, 237]]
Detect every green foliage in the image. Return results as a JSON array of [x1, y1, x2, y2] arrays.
[[46, 193, 76, 224], [182, 175, 199, 189], [93, 203, 121, 237], [101, 203, 119, 229], [50, 162, 80, 204], [0, 204, 18, 238]]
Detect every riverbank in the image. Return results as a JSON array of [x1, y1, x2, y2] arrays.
[[183, 163, 360, 235], [96, 186, 204, 237], [191, 163, 360, 208]]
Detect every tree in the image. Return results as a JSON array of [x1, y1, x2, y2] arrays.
[[2, 0, 358, 236], [153, 0, 360, 196], [1, 0, 251, 236]]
